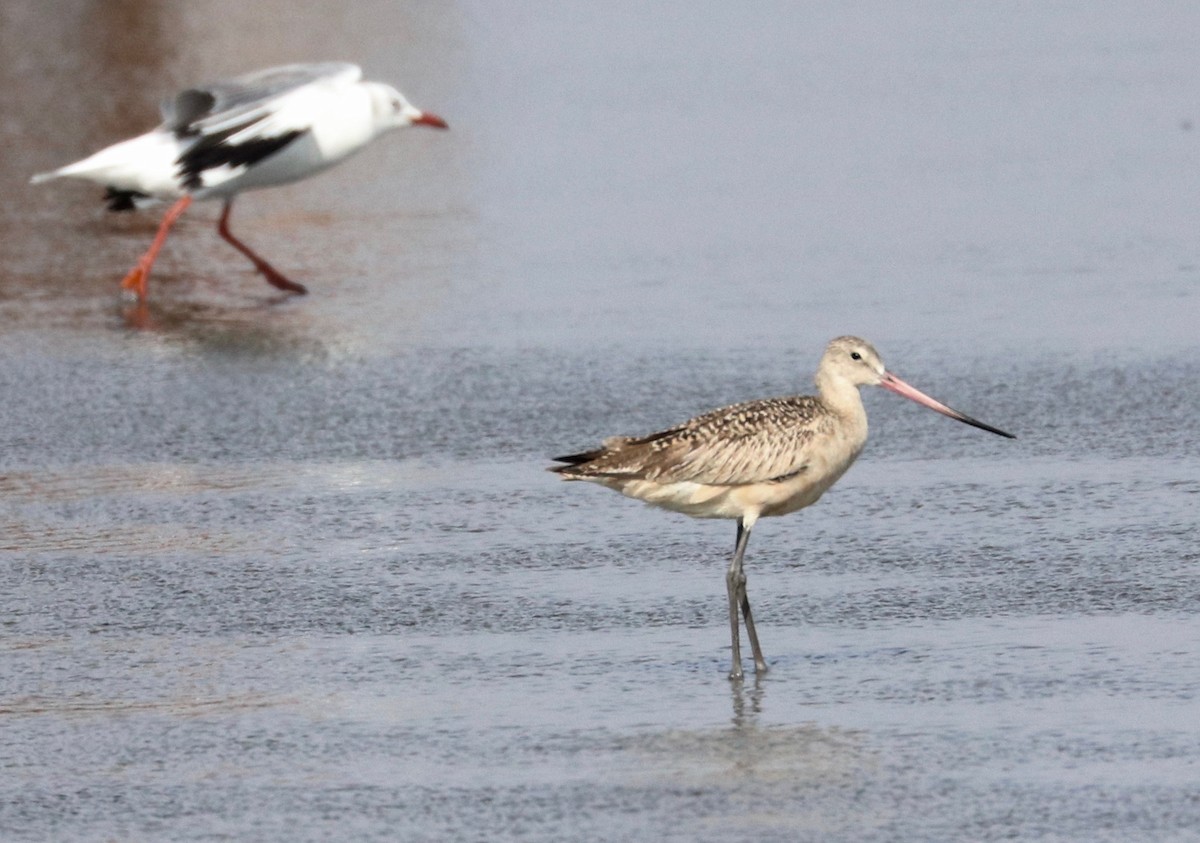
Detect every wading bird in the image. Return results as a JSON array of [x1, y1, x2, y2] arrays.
[[551, 336, 1015, 680], [31, 62, 448, 300]]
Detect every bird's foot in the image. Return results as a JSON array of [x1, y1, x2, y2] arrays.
[[119, 264, 150, 301], [255, 262, 307, 295]]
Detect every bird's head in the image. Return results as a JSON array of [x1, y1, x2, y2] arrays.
[[819, 336, 887, 388], [817, 335, 1015, 438], [368, 83, 448, 131]]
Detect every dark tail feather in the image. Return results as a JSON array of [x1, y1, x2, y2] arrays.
[[104, 187, 150, 212], [548, 449, 604, 472]]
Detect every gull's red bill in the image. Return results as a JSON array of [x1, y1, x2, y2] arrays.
[[412, 111, 449, 129]]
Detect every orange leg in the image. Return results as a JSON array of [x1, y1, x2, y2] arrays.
[[120, 195, 193, 301], [217, 199, 308, 294]]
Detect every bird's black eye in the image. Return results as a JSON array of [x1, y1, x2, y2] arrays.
[[850, 351, 862, 361]]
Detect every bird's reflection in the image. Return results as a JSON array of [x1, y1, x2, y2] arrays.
[[121, 299, 158, 332], [729, 671, 767, 730], [119, 289, 303, 334], [112, 293, 345, 367]]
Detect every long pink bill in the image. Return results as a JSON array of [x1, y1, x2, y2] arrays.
[[879, 372, 1015, 439]]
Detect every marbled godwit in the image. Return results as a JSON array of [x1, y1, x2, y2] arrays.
[[551, 336, 1015, 680], [31, 62, 447, 301]]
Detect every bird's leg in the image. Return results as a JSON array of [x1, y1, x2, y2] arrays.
[[733, 519, 769, 676], [739, 572, 769, 677], [216, 199, 308, 294], [725, 518, 754, 681], [120, 195, 193, 301]]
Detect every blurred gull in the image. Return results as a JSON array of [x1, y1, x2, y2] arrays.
[[32, 62, 448, 300]]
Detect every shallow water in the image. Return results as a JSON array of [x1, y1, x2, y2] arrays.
[[2, 2, 1199, 841]]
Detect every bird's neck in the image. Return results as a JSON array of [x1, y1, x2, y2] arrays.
[[815, 372, 866, 420]]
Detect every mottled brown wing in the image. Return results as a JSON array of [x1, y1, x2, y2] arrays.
[[557, 397, 829, 486], [642, 418, 822, 485]]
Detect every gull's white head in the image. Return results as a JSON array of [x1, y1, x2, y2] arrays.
[[366, 83, 449, 132]]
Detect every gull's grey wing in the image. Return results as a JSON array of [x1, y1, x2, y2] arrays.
[[161, 62, 362, 135], [163, 63, 362, 190]]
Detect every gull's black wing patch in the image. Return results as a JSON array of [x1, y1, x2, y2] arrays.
[[175, 119, 304, 190]]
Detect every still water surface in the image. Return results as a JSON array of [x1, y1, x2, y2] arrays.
[[1, 2, 1198, 841]]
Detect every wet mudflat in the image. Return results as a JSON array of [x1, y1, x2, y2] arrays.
[[2, 2, 1199, 841]]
